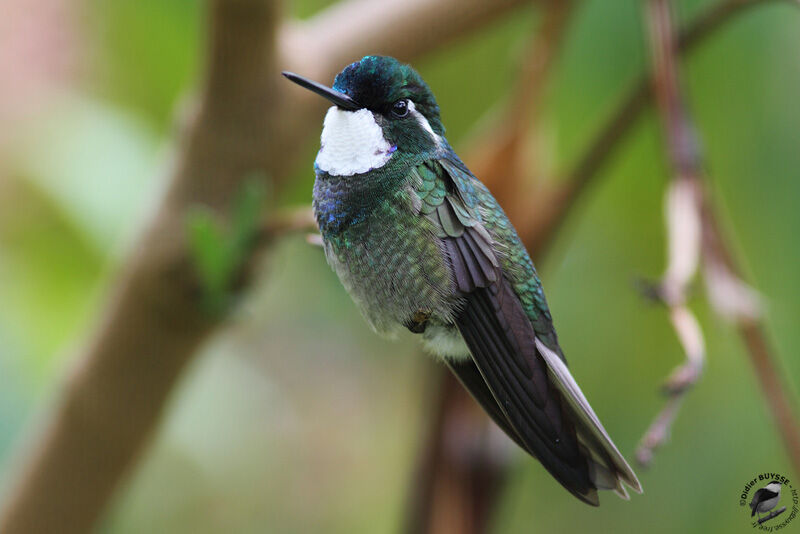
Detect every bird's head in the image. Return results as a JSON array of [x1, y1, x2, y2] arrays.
[[766, 482, 782, 494], [283, 56, 445, 176]]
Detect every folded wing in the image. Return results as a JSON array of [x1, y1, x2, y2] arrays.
[[412, 158, 641, 504]]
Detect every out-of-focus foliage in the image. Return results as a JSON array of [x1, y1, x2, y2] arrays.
[[187, 179, 269, 312], [0, 0, 798, 533]]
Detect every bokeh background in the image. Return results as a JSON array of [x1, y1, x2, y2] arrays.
[[1, 0, 799, 532]]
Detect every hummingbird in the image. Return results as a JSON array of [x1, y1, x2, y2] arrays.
[[283, 56, 641, 505]]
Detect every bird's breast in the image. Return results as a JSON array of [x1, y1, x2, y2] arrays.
[[312, 174, 384, 236], [313, 188, 458, 335]]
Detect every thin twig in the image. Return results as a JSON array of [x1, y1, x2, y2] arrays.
[[467, 0, 576, 246], [516, 2, 799, 474], [636, 395, 684, 466], [636, 0, 707, 466], [525, 0, 795, 255], [636, 0, 800, 474], [702, 205, 800, 476], [757, 506, 786, 525], [259, 206, 317, 241]]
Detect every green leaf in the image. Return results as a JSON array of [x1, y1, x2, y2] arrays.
[[229, 175, 269, 267], [186, 208, 227, 311], [185, 176, 269, 313]]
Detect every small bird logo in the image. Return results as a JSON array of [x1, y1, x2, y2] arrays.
[[750, 482, 782, 520]]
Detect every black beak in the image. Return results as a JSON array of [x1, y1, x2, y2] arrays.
[[282, 71, 361, 111]]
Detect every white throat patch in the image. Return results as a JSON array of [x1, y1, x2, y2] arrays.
[[316, 107, 395, 176]]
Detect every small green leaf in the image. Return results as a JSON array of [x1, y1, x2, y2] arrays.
[[228, 175, 268, 268], [185, 175, 269, 313]]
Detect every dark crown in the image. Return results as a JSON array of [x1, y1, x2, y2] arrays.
[[332, 56, 445, 135]]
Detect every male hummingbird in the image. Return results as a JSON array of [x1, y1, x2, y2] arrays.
[[283, 56, 641, 505]]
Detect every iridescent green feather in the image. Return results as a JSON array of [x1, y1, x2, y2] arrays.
[[410, 157, 563, 356]]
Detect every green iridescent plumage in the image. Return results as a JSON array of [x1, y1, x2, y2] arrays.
[[284, 55, 641, 505]]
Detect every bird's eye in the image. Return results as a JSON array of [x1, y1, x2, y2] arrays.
[[391, 99, 409, 118]]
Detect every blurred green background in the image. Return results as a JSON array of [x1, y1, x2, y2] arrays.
[[1, 0, 799, 532]]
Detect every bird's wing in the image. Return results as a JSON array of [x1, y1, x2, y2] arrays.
[[751, 488, 767, 515], [446, 357, 528, 451], [751, 487, 779, 511], [409, 158, 641, 504]]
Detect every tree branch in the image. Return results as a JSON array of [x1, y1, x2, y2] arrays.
[[282, 0, 532, 81], [407, 0, 800, 530], [466, 0, 576, 246], [637, 0, 800, 472], [402, 4, 576, 532], [1, 0, 797, 532], [0, 0, 551, 532], [701, 203, 800, 476], [635, 0, 800, 474], [757, 505, 787, 525], [635, 0, 708, 466], [274, 0, 535, 182], [0, 1, 281, 532], [402, 363, 512, 534], [526, 0, 796, 255]]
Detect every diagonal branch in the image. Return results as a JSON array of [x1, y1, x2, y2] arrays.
[[404, 6, 577, 532], [636, 0, 800, 474], [524, 0, 797, 256], [0, 1, 281, 532], [274, 0, 536, 182], [636, 0, 708, 466], [466, 0, 576, 245], [701, 197, 800, 476], [282, 0, 533, 81], [0, 0, 545, 533], [408, 1, 800, 530]]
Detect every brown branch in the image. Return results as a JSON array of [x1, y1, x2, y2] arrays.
[[636, 0, 800, 474], [702, 206, 800, 475], [635, 395, 684, 466], [527, 0, 795, 255], [403, 4, 575, 532], [0, 1, 281, 532], [571, 0, 794, 188], [259, 205, 317, 241], [410, 0, 800, 530], [466, 0, 576, 246], [0, 0, 545, 532], [636, 0, 707, 466], [262, 207, 323, 247], [282, 0, 533, 81], [275, 0, 536, 182], [402, 363, 512, 534]]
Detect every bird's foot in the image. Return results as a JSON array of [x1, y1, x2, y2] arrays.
[[405, 310, 431, 333]]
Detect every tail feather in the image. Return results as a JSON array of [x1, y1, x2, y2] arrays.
[[536, 338, 643, 496]]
